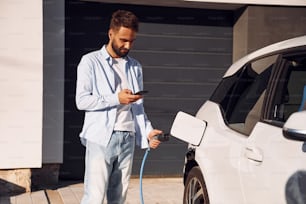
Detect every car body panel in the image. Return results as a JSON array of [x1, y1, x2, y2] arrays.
[[195, 101, 247, 203], [193, 100, 306, 203], [240, 122, 306, 203]]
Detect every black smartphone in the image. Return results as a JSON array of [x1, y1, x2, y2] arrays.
[[134, 90, 149, 95]]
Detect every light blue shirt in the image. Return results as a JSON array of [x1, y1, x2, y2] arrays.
[[75, 45, 153, 149]]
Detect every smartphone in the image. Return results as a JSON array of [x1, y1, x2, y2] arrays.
[[134, 90, 149, 95]]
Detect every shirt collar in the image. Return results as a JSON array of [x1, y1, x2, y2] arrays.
[[100, 45, 129, 66]]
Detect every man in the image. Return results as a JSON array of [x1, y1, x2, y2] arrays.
[[76, 10, 162, 204]]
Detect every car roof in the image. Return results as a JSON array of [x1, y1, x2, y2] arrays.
[[224, 35, 306, 77]]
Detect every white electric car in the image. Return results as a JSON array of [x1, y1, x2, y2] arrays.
[[171, 35, 306, 204]]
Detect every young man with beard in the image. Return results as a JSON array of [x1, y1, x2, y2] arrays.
[[76, 10, 162, 204]]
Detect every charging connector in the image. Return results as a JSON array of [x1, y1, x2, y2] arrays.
[[139, 133, 170, 204], [153, 133, 170, 142]]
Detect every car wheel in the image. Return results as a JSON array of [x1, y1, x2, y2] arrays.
[[183, 166, 209, 204]]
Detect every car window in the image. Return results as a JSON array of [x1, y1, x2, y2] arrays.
[[211, 55, 278, 135], [267, 53, 306, 124]]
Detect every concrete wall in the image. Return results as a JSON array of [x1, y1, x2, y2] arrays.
[[233, 6, 306, 62]]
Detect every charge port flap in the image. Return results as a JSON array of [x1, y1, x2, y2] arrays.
[[170, 111, 207, 146]]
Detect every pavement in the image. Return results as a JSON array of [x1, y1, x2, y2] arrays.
[[0, 177, 184, 204]]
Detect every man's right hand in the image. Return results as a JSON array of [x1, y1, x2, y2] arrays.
[[147, 129, 162, 149], [118, 89, 142, 104]]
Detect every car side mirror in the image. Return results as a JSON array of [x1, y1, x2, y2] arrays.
[[170, 111, 207, 146], [283, 111, 306, 141]]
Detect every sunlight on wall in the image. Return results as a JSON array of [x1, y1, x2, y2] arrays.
[[0, 0, 43, 168]]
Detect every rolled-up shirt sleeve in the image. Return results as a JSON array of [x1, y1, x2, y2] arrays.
[[75, 56, 120, 111]]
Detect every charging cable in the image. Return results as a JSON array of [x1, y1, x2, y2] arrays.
[[140, 147, 150, 204], [139, 133, 170, 204]]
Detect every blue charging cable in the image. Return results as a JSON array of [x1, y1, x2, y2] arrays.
[[139, 147, 150, 204], [139, 133, 169, 204]]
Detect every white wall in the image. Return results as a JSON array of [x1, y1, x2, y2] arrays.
[[0, 0, 43, 168]]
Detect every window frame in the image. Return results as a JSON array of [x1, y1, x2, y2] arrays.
[[263, 50, 306, 127], [210, 46, 306, 135], [210, 53, 280, 135]]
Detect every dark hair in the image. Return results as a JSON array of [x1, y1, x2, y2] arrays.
[[109, 10, 139, 32]]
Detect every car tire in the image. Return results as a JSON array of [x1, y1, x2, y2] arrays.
[[183, 166, 209, 204]]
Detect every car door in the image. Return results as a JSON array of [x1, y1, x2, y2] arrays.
[[239, 50, 306, 203], [201, 54, 279, 203]]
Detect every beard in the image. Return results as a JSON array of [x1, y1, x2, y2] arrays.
[[111, 41, 129, 58]]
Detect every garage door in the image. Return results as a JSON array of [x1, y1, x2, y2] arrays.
[[62, 1, 233, 178], [131, 10, 233, 175]]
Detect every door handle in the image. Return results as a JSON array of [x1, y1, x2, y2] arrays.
[[245, 147, 263, 163]]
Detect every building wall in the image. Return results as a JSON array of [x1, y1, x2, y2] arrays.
[[233, 6, 306, 62], [0, 0, 43, 194], [0, 0, 43, 169]]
